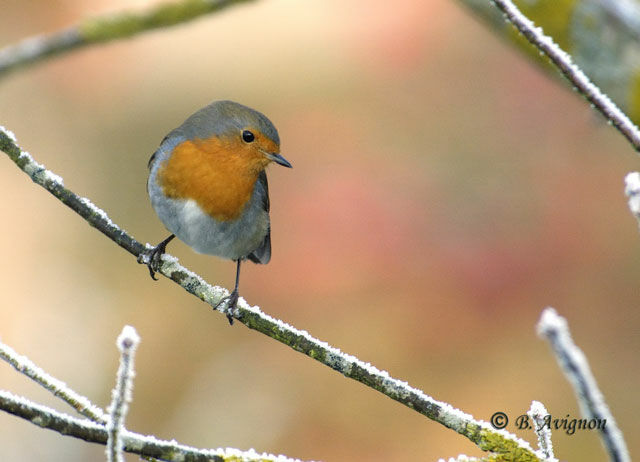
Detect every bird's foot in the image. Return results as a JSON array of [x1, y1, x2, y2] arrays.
[[215, 290, 239, 325], [137, 239, 172, 281]]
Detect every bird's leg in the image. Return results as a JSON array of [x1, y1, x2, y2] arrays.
[[138, 234, 175, 280], [214, 259, 241, 325]]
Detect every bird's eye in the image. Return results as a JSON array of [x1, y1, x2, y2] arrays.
[[242, 130, 255, 143]]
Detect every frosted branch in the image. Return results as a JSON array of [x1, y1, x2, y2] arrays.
[[537, 308, 630, 462], [0, 0, 254, 77], [437, 456, 484, 462], [527, 401, 554, 460], [0, 331, 307, 461], [0, 338, 107, 423], [0, 128, 545, 459], [624, 172, 640, 228], [0, 389, 306, 462], [107, 326, 140, 462], [489, 0, 640, 152]]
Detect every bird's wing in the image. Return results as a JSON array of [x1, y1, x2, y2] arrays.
[[147, 151, 157, 170], [259, 169, 270, 212], [147, 134, 172, 170], [247, 170, 271, 264]]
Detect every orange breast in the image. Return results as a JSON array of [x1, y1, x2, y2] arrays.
[[157, 136, 260, 222]]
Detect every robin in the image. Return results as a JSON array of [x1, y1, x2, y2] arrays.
[[139, 100, 292, 324]]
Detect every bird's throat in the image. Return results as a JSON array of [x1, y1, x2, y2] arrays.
[[158, 137, 259, 222]]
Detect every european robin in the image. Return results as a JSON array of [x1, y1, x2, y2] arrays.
[[139, 100, 292, 323]]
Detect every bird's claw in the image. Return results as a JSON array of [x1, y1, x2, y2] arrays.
[[215, 290, 239, 325], [137, 244, 166, 281]]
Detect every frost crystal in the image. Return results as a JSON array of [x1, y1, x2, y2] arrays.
[[117, 325, 140, 352], [0, 125, 18, 142], [624, 172, 640, 215], [79, 196, 116, 227]]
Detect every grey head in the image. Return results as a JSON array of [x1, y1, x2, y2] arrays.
[[172, 100, 280, 146]]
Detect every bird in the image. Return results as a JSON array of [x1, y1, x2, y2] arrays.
[[139, 100, 292, 324]]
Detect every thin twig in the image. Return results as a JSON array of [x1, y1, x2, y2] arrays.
[[107, 326, 140, 462], [0, 127, 543, 460], [0, 389, 305, 462], [490, 0, 640, 152], [0, 339, 108, 423], [537, 308, 630, 462], [527, 401, 555, 461], [624, 172, 640, 228], [0, 0, 254, 77]]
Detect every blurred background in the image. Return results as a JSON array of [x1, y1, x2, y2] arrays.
[[1, 0, 639, 460]]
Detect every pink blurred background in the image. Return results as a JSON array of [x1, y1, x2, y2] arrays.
[[1, 0, 638, 460]]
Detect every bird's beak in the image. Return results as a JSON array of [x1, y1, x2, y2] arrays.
[[266, 152, 293, 168]]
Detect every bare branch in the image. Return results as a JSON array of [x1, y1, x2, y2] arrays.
[[0, 338, 107, 423], [624, 172, 640, 229], [107, 326, 140, 462], [489, 0, 640, 152], [0, 128, 544, 460], [0, 389, 306, 462], [458, 0, 640, 124], [537, 308, 630, 462], [0, 0, 254, 77], [527, 401, 555, 460]]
